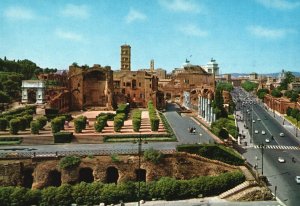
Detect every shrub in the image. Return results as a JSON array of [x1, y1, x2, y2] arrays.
[[143, 148, 163, 164], [116, 103, 129, 118], [51, 118, 61, 133], [132, 110, 142, 132], [36, 116, 48, 130], [0, 118, 8, 131], [74, 117, 85, 133], [59, 156, 81, 169], [17, 117, 27, 131], [9, 118, 20, 135], [57, 116, 66, 130], [30, 120, 40, 134], [114, 113, 125, 132], [111, 154, 120, 163], [54, 132, 73, 143], [24, 114, 33, 128], [94, 115, 108, 132], [148, 101, 160, 131]]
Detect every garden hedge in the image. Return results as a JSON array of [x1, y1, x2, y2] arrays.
[[53, 132, 73, 143], [30, 120, 40, 134], [0, 171, 244, 206]]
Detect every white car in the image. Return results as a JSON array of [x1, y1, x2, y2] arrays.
[[295, 176, 300, 184], [257, 118, 261, 121], [280, 133, 285, 137], [265, 138, 270, 143], [262, 130, 266, 135], [254, 130, 259, 134], [278, 157, 285, 163], [252, 120, 256, 123]]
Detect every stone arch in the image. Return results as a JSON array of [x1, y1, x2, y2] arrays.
[[22, 168, 34, 189], [135, 169, 146, 182], [47, 170, 61, 187], [21, 80, 45, 104], [106, 166, 119, 184], [79, 167, 94, 183]]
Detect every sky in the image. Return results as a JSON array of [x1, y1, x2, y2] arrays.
[[0, 0, 300, 74]]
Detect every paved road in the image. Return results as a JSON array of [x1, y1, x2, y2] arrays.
[[232, 87, 300, 206]]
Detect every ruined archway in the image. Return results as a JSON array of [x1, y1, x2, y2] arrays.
[[106, 166, 119, 184], [22, 168, 34, 188], [48, 170, 61, 187], [135, 169, 146, 182], [79, 167, 94, 183]]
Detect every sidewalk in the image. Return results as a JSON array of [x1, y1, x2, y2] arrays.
[[235, 110, 253, 148]]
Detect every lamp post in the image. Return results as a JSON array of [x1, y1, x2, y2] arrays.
[[259, 143, 266, 175], [134, 133, 147, 206]]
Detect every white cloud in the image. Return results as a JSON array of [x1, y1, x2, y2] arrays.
[[159, 0, 203, 13], [179, 24, 208, 37], [3, 6, 35, 20], [55, 29, 83, 42], [61, 4, 90, 19], [125, 8, 146, 24], [247, 25, 291, 39], [256, 0, 300, 10]]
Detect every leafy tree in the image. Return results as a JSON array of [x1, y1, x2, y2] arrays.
[[286, 107, 292, 116], [0, 91, 10, 103], [271, 89, 282, 97], [216, 82, 233, 92], [278, 71, 295, 91], [290, 92, 299, 102], [257, 88, 269, 100], [241, 80, 258, 92]]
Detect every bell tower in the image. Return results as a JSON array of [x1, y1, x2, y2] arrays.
[[120, 44, 131, 71]]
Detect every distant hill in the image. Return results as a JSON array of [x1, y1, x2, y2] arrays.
[[230, 72, 300, 78]]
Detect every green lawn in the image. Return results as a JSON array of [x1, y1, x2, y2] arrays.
[[0, 141, 21, 145], [285, 116, 300, 129]]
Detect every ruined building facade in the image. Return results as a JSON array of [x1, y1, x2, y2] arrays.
[[68, 64, 114, 110]]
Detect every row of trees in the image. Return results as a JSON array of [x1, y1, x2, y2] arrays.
[[0, 171, 245, 206], [286, 107, 300, 121]]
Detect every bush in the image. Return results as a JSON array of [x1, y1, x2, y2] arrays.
[[54, 132, 73, 143], [9, 118, 20, 135], [0, 118, 8, 131], [148, 101, 160, 131], [36, 116, 48, 130], [94, 114, 108, 132], [51, 118, 61, 133], [74, 116, 86, 133], [114, 113, 125, 132], [59, 156, 81, 170], [116, 103, 129, 119], [143, 148, 163, 164], [30, 120, 40, 134], [24, 114, 33, 128], [132, 110, 142, 132], [17, 117, 27, 131]]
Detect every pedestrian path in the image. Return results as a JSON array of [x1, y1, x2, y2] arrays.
[[253, 144, 300, 150]]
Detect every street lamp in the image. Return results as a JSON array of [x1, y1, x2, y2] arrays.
[[259, 143, 266, 175], [133, 133, 147, 206]]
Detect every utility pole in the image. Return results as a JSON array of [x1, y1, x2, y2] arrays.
[[260, 143, 265, 175]]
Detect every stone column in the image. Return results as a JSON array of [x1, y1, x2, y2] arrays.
[[198, 96, 201, 116], [36, 88, 45, 104], [207, 99, 211, 122], [202, 97, 205, 118], [21, 88, 28, 103], [210, 106, 214, 123], [205, 98, 209, 122]]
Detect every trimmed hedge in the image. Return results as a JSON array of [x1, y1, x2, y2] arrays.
[[30, 120, 40, 134], [94, 114, 109, 132], [148, 101, 160, 131], [9, 118, 20, 135], [177, 144, 245, 165], [51, 117, 62, 133], [0, 118, 8, 131], [54, 132, 73, 143], [17, 117, 27, 131], [0, 171, 245, 205], [36, 116, 48, 130], [114, 113, 125, 132], [74, 116, 86, 133], [132, 110, 142, 132], [116, 103, 129, 118]]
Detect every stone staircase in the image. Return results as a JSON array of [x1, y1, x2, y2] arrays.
[[219, 181, 257, 199]]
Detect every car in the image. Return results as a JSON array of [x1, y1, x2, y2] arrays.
[[262, 130, 266, 135], [252, 120, 256, 123], [295, 176, 300, 184], [280, 133, 285, 137], [257, 118, 261, 121], [265, 138, 270, 143], [255, 130, 259, 134], [278, 157, 285, 163]]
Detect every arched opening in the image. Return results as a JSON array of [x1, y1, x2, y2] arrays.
[[132, 79, 137, 89], [22, 168, 34, 189], [79, 167, 94, 183], [135, 169, 146, 182], [27, 89, 37, 103], [48, 170, 61, 187], [106, 166, 119, 184]]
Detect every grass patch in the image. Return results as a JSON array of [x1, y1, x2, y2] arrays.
[[0, 141, 21, 145], [286, 116, 300, 129]]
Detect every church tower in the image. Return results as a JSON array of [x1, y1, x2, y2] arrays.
[[150, 59, 154, 72], [120, 44, 131, 71]]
